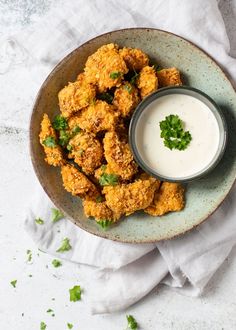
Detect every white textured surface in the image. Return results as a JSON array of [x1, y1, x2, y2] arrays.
[[1, 0, 236, 329]]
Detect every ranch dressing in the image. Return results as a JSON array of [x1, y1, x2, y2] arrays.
[[135, 94, 220, 178]]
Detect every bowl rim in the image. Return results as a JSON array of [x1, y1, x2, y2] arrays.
[[29, 27, 236, 243], [129, 85, 228, 183]]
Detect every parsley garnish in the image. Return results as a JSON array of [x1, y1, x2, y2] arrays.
[[72, 126, 81, 134], [67, 323, 73, 329], [51, 208, 64, 222], [100, 164, 107, 171], [95, 196, 104, 203], [58, 130, 70, 147], [69, 285, 82, 302], [110, 71, 121, 79], [130, 70, 139, 85], [52, 115, 68, 130], [124, 84, 133, 94], [97, 219, 113, 230], [126, 315, 138, 330], [153, 63, 162, 71], [159, 114, 192, 150], [67, 144, 73, 151], [99, 173, 118, 186], [42, 136, 56, 147], [98, 92, 114, 104], [40, 321, 47, 330], [56, 238, 72, 253], [35, 218, 44, 225], [52, 259, 62, 267], [46, 309, 53, 313], [26, 250, 32, 262], [10, 280, 17, 288]]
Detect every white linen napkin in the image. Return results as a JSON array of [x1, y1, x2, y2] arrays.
[[15, 0, 236, 314]]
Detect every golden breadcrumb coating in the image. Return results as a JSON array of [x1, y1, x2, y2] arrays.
[[61, 163, 98, 197], [145, 182, 185, 216], [119, 47, 149, 71], [103, 175, 159, 216], [137, 65, 158, 99], [113, 82, 140, 117], [103, 131, 138, 181], [68, 132, 103, 175], [58, 73, 96, 118], [39, 113, 64, 166], [83, 199, 121, 222], [84, 43, 128, 92], [157, 68, 182, 87], [68, 100, 119, 134]]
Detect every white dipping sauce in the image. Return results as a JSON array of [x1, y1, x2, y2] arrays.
[[135, 94, 220, 178]]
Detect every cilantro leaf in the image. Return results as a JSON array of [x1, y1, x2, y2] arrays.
[[97, 92, 114, 104], [42, 137, 56, 147], [99, 173, 118, 186], [51, 208, 64, 222], [110, 71, 121, 79], [124, 84, 133, 94], [52, 259, 62, 267], [69, 285, 82, 302], [67, 323, 73, 329], [126, 315, 138, 330], [58, 130, 70, 147], [52, 115, 68, 130], [40, 321, 47, 330], [10, 280, 17, 288], [56, 238, 72, 253], [97, 219, 113, 230], [35, 218, 44, 225]]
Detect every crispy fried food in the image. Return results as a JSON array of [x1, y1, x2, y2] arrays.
[[58, 73, 96, 118], [61, 163, 98, 197], [68, 132, 103, 175], [84, 43, 128, 92], [137, 65, 158, 99], [157, 68, 182, 87], [83, 199, 121, 222], [94, 163, 118, 180], [113, 82, 140, 117], [103, 175, 159, 215], [119, 47, 149, 71], [68, 100, 119, 134], [39, 113, 64, 166], [103, 131, 138, 180], [145, 182, 185, 216]]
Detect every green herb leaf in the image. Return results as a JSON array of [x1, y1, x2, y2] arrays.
[[40, 321, 47, 330], [51, 208, 64, 222], [95, 196, 104, 203], [67, 144, 73, 151], [153, 63, 162, 71], [110, 71, 121, 79], [100, 164, 107, 171], [130, 70, 139, 85], [98, 92, 114, 104], [97, 219, 113, 230], [10, 280, 17, 288], [26, 250, 32, 262], [58, 130, 70, 147], [69, 285, 82, 302], [126, 315, 138, 330], [46, 309, 53, 313], [52, 259, 62, 268], [52, 115, 68, 130], [35, 218, 44, 225], [56, 238, 72, 253], [99, 173, 119, 186], [124, 84, 133, 94], [159, 114, 192, 151], [72, 126, 81, 135], [67, 323, 73, 329], [42, 137, 57, 148]]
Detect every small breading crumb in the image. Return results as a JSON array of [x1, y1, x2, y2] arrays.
[[137, 66, 158, 99], [84, 43, 128, 92], [39, 113, 64, 166], [119, 47, 149, 71], [113, 82, 140, 117], [157, 68, 182, 87], [58, 73, 96, 118], [83, 199, 121, 222], [145, 182, 185, 216]]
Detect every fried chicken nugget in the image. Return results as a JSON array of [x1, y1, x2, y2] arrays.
[[157, 68, 182, 87], [83, 199, 122, 222], [103, 131, 138, 181], [58, 73, 96, 118], [137, 65, 158, 99], [113, 82, 140, 117], [39, 113, 64, 166], [68, 100, 119, 134], [145, 182, 185, 216], [119, 47, 149, 71], [84, 43, 128, 92], [68, 132, 103, 175], [103, 175, 159, 216], [61, 163, 98, 197]]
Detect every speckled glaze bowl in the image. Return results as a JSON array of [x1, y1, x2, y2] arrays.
[[30, 28, 236, 243]]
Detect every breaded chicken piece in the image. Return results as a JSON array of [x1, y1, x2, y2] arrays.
[[119, 47, 149, 71], [68, 132, 103, 175], [103, 131, 138, 181], [157, 68, 182, 87], [103, 175, 159, 216], [58, 73, 96, 118], [84, 43, 128, 92], [83, 199, 121, 222], [68, 100, 119, 134], [61, 163, 98, 197], [39, 113, 64, 166], [113, 82, 140, 117], [145, 182, 185, 216], [137, 65, 158, 99]]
